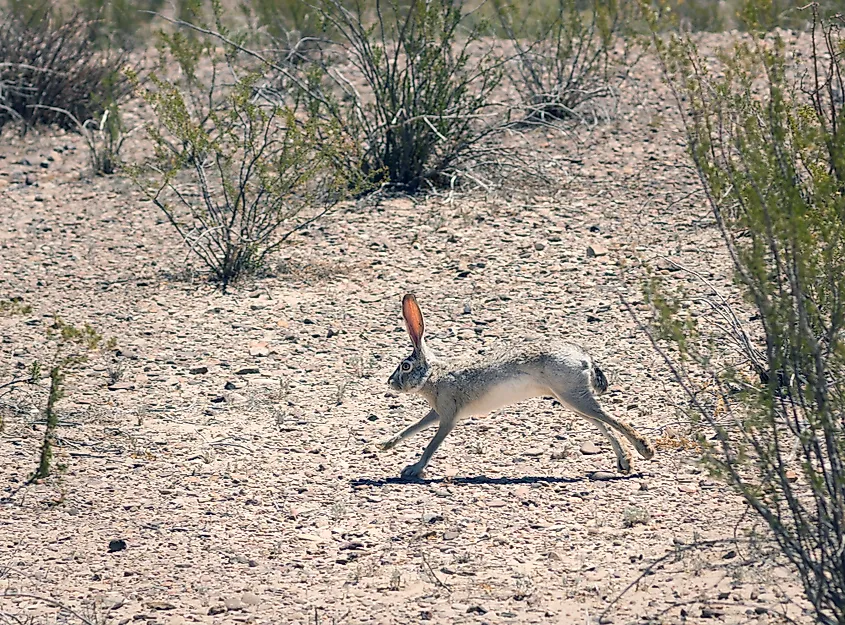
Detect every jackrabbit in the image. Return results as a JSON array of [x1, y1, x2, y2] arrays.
[[380, 294, 655, 478]]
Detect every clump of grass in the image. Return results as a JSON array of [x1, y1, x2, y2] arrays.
[[622, 506, 650, 528]]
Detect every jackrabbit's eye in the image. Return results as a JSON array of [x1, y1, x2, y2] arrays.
[[400, 361, 413, 373]]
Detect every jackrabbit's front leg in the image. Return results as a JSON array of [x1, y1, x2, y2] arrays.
[[379, 409, 439, 450], [401, 416, 456, 479]]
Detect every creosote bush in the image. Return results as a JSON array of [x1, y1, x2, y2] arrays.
[[300, 0, 507, 192], [0, 1, 132, 130], [646, 6, 845, 623], [494, 0, 643, 123], [135, 60, 361, 289]]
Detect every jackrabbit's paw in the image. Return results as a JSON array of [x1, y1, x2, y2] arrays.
[[617, 454, 633, 475], [377, 438, 397, 451], [400, 463, 425, 479]]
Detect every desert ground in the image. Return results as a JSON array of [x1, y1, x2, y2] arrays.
[[0, 37, 813, 625]]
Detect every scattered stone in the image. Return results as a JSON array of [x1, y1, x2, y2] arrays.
[[656, 257, 681, 272], [534, 241, 546, 251], [586, 243, 608, 258], [440, 566, 456, 575], [700, 607, 724, 618], [467, 606, 487, 615], [189, 365, 208, 375], [590, 471, 616, 482], [235, 367, 260, 375], [722, 550, 737, 560], [249, 341, 270, 357], [550, 449, 568, 460], [241, 593, 261, 606], [463, 302, 472, 315], [523, 447, 543, 457], [108, 381, 135, 391], [108, 539, 127, 552], [487, 499, 507, 508], [146, 601, 176, 611], [224, 596, 243, 611], [678, 484, 698, 494], [586, 314, 602, 323], [422, 512, 443, 524], [580, 441, 601, 455], [785, 469, 799, 482], [207, 605, 227, 615], [340, 540, 365, 550], [40, 160, 49, 169]]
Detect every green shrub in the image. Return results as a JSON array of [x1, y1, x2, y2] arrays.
[[134, 66, 361, 289], [494, 0, 644, 122], [647, 6, 845, 623], [0, 1, 132, 130], [300, 0, 506, 192]]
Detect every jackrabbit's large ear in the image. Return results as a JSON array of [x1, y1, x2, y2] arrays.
[[402, 293, 425, 351]]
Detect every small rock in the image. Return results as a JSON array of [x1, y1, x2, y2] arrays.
[[422, 512, 443, 524], [443, 531, 459, 540], [754, 607, 769, 615], [700, 607, 723, 618], [487, 499, 507, 508], [340, 540, 365, 550], [241, 592, 261, 606], [224, 380, 238, 390], [580, 441, 601, 455], [146, 601, 176, 611], [523, 448, 543, 457], [108, 539, 127, 553], [463, 302, 472, 315], [25, 174, 35, 186], [678, 484, 698, 493], [249, 341, 270, 357], [467, 606, 487, 615], [326, 328, 338, 338], [550, 449, 568, 460], [785, 469, 799, 482], [586, 243, 608, 258], [656, 257, 681, 272], [534, 241, 546, 251], [440, 566, 456, 575], [108, 381, 135, 391], [722, 550, 737, 560], [189, 365, 208, 375], [207, 605, 227, 615], [235, 367, 260, 375], [224, 597, 243, 611], [40, 160, 49, 169], [586, 314, 602, 323], [590, 471, 616, 481]]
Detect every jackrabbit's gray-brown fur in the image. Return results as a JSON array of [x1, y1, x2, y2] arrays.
[[381, 294, 655, 479]]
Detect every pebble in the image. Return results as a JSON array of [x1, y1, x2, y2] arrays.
[[586, 243, 608, 257], [580, 441, 601, 455], [107, 539, 127, 552], [241, 592, 261, 606], [189, 365, 208, 375], [678, 484, 698, 493], [523, 447, 543, 457], [224, 596, 243, 611], [589, 471, 616, 481], [236, 367, 260, 375]]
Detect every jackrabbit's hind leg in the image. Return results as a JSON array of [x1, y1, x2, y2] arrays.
[[379, 409, 439, 451], [593, 419, 634, 474], [558, 390, 655, 460]]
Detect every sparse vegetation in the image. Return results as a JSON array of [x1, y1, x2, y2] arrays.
[[0, 2, 132, 130], [299, 0, 508, 192], [135, 62, 361, 288], [494, 0, 643, 123], [646, 5, 845, 623], [31, 319, 113, 481]]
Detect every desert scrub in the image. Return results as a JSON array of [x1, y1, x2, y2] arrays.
[[645, 5, 845, 623], [30, 319, 113, 481], [493, 0, 644, 123], [299, 0, 507, 192], [134, 68, 360, 289], [0, 0, 133, 130]]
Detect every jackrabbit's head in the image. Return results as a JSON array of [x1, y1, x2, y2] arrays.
[[388, 294, 431, 393]]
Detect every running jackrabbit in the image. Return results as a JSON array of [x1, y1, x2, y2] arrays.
[[380, 294, 655, 478]]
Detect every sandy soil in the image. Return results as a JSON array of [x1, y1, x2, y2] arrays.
[[0, 40, 813, 625]]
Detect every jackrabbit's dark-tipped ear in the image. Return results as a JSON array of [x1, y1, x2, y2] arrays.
[[402, 293, 425, 350]]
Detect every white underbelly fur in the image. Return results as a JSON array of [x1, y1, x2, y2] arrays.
[[460, 377, 547, 417]]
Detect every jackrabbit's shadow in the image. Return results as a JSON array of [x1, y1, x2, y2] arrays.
[[351, 473, 636, 487]]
